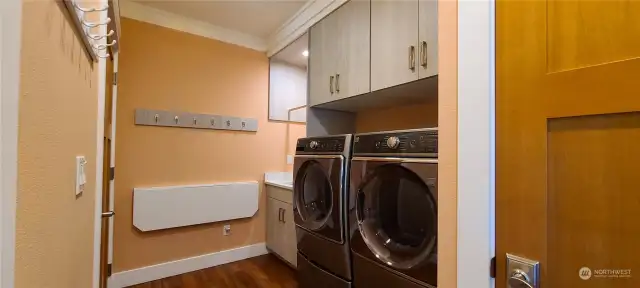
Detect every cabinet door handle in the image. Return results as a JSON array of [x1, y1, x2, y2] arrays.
[[409, 45, 416, 71], [329, 76, 335, 94], [278, 208, 283, 222], [335, 74, 340, 93], [420, 41, 428, 68], [282, 209, 286, 223]]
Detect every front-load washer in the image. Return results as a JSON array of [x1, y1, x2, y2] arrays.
[[349, 128, 438, 288], [294, 134, 353, 288]]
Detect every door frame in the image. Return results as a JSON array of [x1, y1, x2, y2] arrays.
[[457, 1, 495, 288], [0, 0, 21, 285], [92, 4, 111, 287]]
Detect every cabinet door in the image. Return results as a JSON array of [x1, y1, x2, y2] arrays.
[[309, 13, 339, 106], [309, 21, 327, 107], [281, 204, 298, 267], [371, 0, 419, 92], [418, 0, 438, 79], [334, 0, 371, 100], [266, 197, 285, 258]]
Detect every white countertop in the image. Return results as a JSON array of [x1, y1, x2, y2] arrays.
[[264, 172, 293, 190]]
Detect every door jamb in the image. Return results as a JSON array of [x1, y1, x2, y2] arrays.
[[457, 1, 495, 288], [0, 0, 21, 286], [93, 3, 108, 287]]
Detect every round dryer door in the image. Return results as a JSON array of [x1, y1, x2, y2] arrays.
[[356, 164, 437, 270], [294, 160, 334, 230]]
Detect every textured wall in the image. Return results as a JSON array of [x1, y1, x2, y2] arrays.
[[437, 0, 458, 286], [15, 1, 98, 287], [113, 18, 305, 272]]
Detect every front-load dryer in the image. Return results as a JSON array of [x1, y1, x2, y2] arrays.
[[349, 128, 438, 288]]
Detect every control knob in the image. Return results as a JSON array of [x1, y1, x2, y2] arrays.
[[310, 141, 319, 149], [386, 136, 400, 149]]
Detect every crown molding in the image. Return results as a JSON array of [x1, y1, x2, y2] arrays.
[[119, 0, 267, 51], [267, 0, 348, 57]]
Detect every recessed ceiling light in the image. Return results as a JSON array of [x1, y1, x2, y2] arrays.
[[302, 50, 309, 57]]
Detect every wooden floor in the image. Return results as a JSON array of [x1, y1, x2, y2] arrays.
[[128, 254, 298, 288]]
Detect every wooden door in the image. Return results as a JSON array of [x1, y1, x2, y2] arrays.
[[417, 0, 437, 79], [281, 204, 297, 266], [267, 197, 286, 258], [371, 0, 419, 92], [334, 0, 370, 100], [99, 54, 115, 288], [496, 0, 640, 287]]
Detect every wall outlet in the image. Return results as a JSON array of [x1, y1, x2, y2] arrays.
[[223, 224, 231, 236], [287, 155, 294, 165]]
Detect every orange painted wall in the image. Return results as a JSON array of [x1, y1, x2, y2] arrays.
[[438, 0, 458, 286], [355, 102, 438, 133], [114, 18, 304, 272], [15, 1, 98, 287]]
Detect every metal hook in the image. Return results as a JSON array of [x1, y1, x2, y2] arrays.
[[88, 30, 114, 41], [72, 1, 108, 13], [82, 17, 111, 28], [94, 40, 117, 50], [97, 52, 110, 59]]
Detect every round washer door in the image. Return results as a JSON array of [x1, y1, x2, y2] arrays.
[[356, 164, 437, 270], [294, 160, 334, 231]]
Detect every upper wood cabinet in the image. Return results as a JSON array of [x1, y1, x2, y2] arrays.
[[309, 0, 370, 106], [418, 0, 438, 79], [334, 0, 371, 100], [371, 0, 438, 92]]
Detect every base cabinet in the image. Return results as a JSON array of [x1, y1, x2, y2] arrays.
[[266, 186, 297, 267]]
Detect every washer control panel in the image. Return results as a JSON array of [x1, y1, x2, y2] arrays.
[[296, 135, 349, 154], [353, 128, 437, 156]]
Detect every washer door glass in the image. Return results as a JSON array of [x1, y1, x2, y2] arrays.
[[356, 164, 437, 270], [295, 160, 333, 230]]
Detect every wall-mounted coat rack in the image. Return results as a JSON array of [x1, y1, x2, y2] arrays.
[[63, 0, 122, 61], [135, 109, 258, 132]]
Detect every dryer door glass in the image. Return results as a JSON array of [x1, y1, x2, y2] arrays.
[[295, 160, 333, 230], [356, 164, 437, 270]]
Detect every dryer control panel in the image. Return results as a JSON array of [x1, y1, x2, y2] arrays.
[[353, 128, 438, 157], [296, 135, 351, 155]]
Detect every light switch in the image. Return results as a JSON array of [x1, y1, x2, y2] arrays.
[[287, 155, 294, 165], [76, 156, 87, 196]]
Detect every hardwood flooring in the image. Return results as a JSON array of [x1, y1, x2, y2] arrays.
[[128, 254, 298, 288]]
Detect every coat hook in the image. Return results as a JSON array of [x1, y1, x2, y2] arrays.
[[88, 30, 114, 40], [174, 116, 179, 124], [242, 122, 246, 128], [97, 52, 110, 59], [210, 119, 216, 126], [94, 40, 117, 50], [193, 117, 197, 125], [72, 1, 108, 13], [82, 17, 111, 28], [154, 114, 159, 123], [226, 120, 231, 127]]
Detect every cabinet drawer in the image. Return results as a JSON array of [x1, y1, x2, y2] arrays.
[[266, 185, 293, 204]]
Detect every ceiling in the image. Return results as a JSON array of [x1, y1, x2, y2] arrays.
[[132, 0, 306, 39], [271, 32, 308, 68]]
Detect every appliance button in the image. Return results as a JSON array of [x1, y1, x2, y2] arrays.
[[309, 141, 319, 149]]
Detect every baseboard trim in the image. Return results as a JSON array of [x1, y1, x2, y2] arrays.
[[108, 243, 268, 288]]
